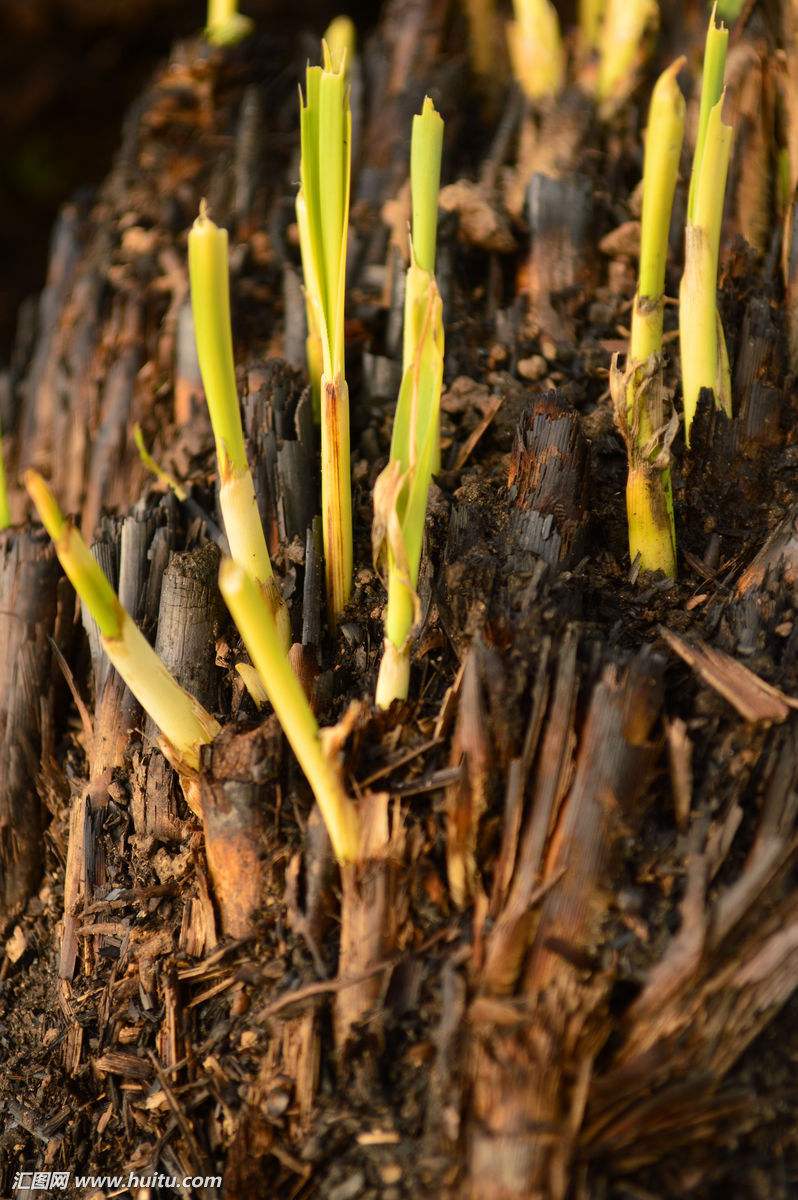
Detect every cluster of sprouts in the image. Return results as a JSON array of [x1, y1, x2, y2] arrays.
[[12, 0, 744, 872], [22, 6, 445, 868]]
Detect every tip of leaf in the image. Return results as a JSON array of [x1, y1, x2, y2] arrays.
[[321, 37, 347, 75], [195, 197, 212, 227]]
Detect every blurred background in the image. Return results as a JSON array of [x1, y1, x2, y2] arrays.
[[0, 0, 376, 357]]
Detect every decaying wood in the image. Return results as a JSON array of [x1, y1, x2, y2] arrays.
[[137, 538, 222, 842], [508, 392, 588, 566], [6, 4, 798, 1198], [0, 530, 62, 924], [584, 718, 798, 1175], [659, 626, 798, 724], [199, 720, 281, 939], [467, 652, 663, 1200], [335, 793, 404, 1053]]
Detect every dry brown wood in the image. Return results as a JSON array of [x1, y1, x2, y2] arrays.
[[335, 793, 404, 1053], [659, 626, 798, 724], [199, 720, 281, 939], [467, 652, 663, 1200]]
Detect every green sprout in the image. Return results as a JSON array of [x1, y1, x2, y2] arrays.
[[464, 0, 497, 80], [218, 559, 360, 863], [0, 422, 10, 529], [612, 58, 686, 579], [25, 470, 220, 777], [188, 202, 291, 652], [133, 423, 188, 501], [374, 99, 445, 709], [715, 0, 745, 21], [324, 15, 356, 73], [205, 0, 254, 46], [680, 4, 732, 443], [507, 0, 565, 102], [596, 0, 658, 110], [296, 44, 353, 627], [579, 0, 606, 53]]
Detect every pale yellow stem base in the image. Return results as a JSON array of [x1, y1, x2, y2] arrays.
[[626, 467, 676, 578], [375, 639, 411, 710]]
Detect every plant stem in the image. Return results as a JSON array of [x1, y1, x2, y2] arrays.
[[0, 424, 10, 530], [579, 0, 606, 53], [680, 8, 733, 444], [687, 4, 729, 222], [464, 0, 497, 80], [507, 0, 565, 102], [375, 99, 445, 708], [596, 0, 658, 110], [206, 0, 253, 45], [297, 49, 353, 625], [219, 559, 360, 863], [324, 15, 355, 74], [188, 203, 291, 651], [25, 470, 220, 774], [616, 58, 685, 579]]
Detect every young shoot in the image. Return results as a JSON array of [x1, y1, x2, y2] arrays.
[[296, 45, 353, 626], [613, 59, 686, 579], [596, 0, 658, 111], [324, 15, 356, 75], [219, 559, 360, 863], [464, 0, 498, 81], [579, 0, 606, 54], [205, 0, 253, 46], [680, 5, 732, 443], [0, 423, 10, 529], [715, 0, 745, 21], [375, 99, 445, 709], [25, 471, 220, 776], [507, 0, 565, 102], [134, 423, 188, 501], [188, 202, 291, 652]]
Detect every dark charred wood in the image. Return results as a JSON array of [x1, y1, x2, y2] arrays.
[[507, 391, 589, 567], [0, 529, 62, 924]]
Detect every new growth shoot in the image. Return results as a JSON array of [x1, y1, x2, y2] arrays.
[[219, 559, 360, 863], [507, 0, 565, 103], [297, 44, 353, 626], [25, 471, 220, 775], [0, 423, 10, 529], [374, 99, 445, 709], [205, 0, 253, 46], [324, 15, 356, 72], [596, 0, 659, 110], [188, 203, 291, 652], [464, 0, 497, 81], [579, 0, 607, 54], [613, 59, 685, 579], [680, 4, 732, 443]]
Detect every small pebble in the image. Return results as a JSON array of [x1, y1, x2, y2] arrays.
[[328, 1171, 365, 1200], [517, 355, 547, 381]]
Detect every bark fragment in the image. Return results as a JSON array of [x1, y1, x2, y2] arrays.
[[0, 529, 61, 923]]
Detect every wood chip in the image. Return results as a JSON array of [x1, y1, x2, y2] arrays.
[[659, 627, 798, 723]]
